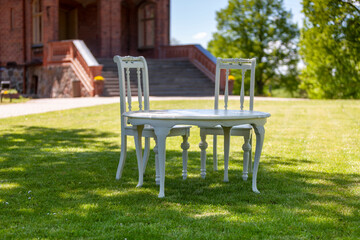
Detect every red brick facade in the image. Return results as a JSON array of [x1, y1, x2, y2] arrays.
[[0, 0, 170, 96], [0, 0, 26, 65]]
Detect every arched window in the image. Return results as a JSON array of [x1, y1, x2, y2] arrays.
[[138, 3, 155, 48], [32, 0, 42, 44]]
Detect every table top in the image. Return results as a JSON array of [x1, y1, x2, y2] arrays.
[[124, 109, 271, 120]]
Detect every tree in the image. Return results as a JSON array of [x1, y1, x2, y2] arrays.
[[300, 0, 360, 99], [208, 0, 299, 96]]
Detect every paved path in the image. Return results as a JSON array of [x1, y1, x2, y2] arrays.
[[0, 97, 119, 119], [0, 96, 306, 119]]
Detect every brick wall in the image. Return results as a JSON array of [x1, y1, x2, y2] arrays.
[[78, 3, 99, 57], [98, 0, 122, 57], [157, 0, 170, 48], [0, 0, 60, 66], [43, 0, 59, 44], [0, 0, 25, 66]]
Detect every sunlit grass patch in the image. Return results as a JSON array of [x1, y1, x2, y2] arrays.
[[0, 183, 20, 190], [0, 99, 359, 239], [0, 167, 25, 173]]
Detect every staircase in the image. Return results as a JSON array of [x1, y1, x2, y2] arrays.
[[97, 58, 215, 96], [99, 58, 138, 96]]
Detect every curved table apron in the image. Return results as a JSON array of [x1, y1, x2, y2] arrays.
[[124, 109, 271, 198]]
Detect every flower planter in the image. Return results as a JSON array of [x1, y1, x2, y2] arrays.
[[72, 80, 81, 97], [94, 80, 104, 96]]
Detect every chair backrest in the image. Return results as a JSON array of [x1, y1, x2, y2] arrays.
[[214, 58, 256, 111], [113, 55, 150, 129]]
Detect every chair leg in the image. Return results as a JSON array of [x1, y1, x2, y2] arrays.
[[134, 125, 144, 188], [222, 126, 231, 182], [181, 134, 190, 180], [199, 132, 208, 179], [116, 135, 127, 180], [213, 135, 218, 171], [242, 134, 252, 181], [153, 137, 160, 185], [142, 137, 151, 174], [248, 133, 253, 173]]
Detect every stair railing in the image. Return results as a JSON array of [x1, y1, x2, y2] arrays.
[[44, 40, 103, 96]]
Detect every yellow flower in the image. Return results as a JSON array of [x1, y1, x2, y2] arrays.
[[228, 75, 235, 81], [94, 76, 104, 81]]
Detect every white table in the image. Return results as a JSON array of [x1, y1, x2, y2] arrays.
[[124, 109, 271, 198]]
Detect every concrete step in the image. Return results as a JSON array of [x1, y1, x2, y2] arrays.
[[98, 58, 215, 96]]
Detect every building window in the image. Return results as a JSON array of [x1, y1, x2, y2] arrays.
[[138, 3, 155, 48], [32, 0, 42, 44]]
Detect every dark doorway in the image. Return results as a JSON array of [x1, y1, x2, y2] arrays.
[[30, 76, 38, 95], [59, 6, 78, 40], [121, 2, 130, 55]]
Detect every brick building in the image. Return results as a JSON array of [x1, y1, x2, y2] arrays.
[[0, 0, 218, 98]]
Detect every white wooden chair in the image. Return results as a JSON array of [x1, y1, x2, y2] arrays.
[[113, 56, 191, 186], [199, 57, 256, 182]]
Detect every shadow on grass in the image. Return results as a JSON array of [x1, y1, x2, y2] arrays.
[[0, 126, 359, 238]]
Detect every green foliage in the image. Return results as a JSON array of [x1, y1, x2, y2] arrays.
[[0, 100, 359, 239], [299, 0, 360, 99], [208, 0, 300, 96]]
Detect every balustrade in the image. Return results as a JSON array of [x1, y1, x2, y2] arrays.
[[45, 40, 102, 96]]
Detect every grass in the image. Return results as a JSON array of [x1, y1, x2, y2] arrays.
[[0, 96, 29, 105], [0, 99, 359, 239]]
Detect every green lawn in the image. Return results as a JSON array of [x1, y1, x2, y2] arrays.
[[0, 99, 359, 239], [0, 96, 29, 105]]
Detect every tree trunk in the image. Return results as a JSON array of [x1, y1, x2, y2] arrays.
[[256, 78, 264, 96], [256, 65, 265, 95]]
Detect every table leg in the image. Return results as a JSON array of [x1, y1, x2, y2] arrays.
[[252, 125, 265, 193], [222, 126, 231, 182], [134, 125, 144, 187], [154, 127, 171, 198]]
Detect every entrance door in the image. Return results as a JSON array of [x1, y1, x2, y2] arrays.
[[59, 8, 78, 40], [121, 3, 130, 55], [29, 76, 38, 95]]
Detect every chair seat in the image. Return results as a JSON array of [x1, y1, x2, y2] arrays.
[[125, 124, 191, 138], [201, 124, 252, 130], [200, 124, 252, 137], [125, 125, 191, 130]]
